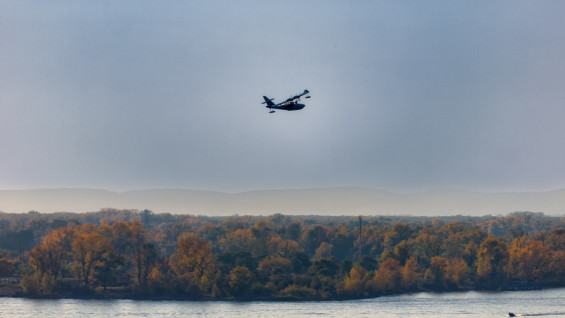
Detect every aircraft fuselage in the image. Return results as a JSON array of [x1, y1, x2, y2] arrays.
[[268, 103, 305, 111]]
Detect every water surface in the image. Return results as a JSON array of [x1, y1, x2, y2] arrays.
[[1, 288, 564, 317]]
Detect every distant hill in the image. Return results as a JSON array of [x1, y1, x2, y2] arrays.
[[0, 187, 564, 216]]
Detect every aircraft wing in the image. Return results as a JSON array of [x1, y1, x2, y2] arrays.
[[292, 90, 310, 100], [282, 90, 310, 104], [275, 101, 290, 107]]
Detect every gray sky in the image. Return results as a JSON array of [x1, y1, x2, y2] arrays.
[[2, 0, 565, 193]]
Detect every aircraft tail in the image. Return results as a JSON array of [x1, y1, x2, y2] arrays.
[[262, 96, 275, 107]]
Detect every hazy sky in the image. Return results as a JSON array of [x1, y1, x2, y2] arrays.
[[2, 1, 565, 193]]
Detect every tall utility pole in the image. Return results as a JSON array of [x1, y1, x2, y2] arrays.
[[358, 215, 363, 259]]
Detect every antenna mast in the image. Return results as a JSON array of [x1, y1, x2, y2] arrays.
[[358, 215, 363, 259]]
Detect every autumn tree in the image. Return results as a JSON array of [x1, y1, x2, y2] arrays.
[[154, 222, 193, 254], [447, 258, 471, 289], [314, 242, 334, 259], [302, 226, 330, 255], [273, 239, 302, 258], [546, 229, 565, 251], [228, 266, 253, 298], [425, 256, 449, 289], [392, 241, 411, 266], [170, 233, 219, 296], [341, 264, 369, 298], [219, 229, 258, 255], [548, 250, 565, 285], [414, 233, 442, 264], [308, 258, 340, 298], [508, 239, 550, 283], [93, 249, 122, 290], [371, 258, 402, 294], [128, 222, 156, 287], [249, 221, 275, 256], [476, 237, 509, 288], [358, 255, 378, 272], [9, 211, 565, 300], [71, 224, 115, 287], [258, 256, 293, 290], [384, 223, 413, 249], [358, 225, 387, 258], [107, 221, 156, 288], [28, 227, 73, 279], [23, 226, 74, 295], [401, 257, 421, 290]]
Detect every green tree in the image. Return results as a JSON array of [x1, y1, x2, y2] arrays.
[[258, 256, 292, 289], [0, 258, 14, 277]]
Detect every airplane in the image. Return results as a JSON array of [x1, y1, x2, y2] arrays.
[[262, 89, 310, 113]]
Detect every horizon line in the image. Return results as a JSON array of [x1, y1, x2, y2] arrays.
[[1, 186, 564, 195]]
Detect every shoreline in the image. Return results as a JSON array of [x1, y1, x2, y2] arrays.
[[0, 284, 553, 302]]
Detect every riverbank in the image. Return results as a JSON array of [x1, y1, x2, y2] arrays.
[[0, 281, 556, 302]]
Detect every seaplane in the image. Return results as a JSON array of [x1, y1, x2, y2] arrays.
[[262, 89, 310, 113]]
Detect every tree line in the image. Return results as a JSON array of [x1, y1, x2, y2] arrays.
[[0, 210, 564, 300]]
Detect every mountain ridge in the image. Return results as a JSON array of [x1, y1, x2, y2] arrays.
[[0, 187, 564, 216]]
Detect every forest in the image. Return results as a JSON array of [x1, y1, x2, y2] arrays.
[[0, 209, 564, 300]]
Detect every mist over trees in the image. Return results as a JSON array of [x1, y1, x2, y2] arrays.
[[1, 210, 564, 300]]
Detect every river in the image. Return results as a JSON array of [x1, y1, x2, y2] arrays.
[[1, 288, 564, 317]]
